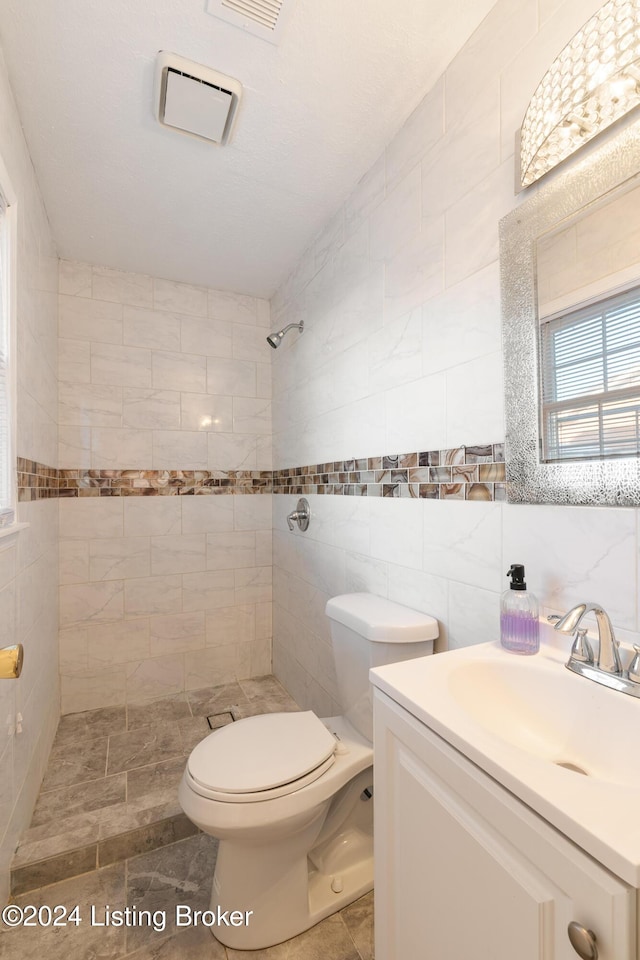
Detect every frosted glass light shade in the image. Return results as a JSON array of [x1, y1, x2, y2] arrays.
[[520, 0, 640, 188]]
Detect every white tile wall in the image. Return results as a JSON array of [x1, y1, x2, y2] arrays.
[[58, 262, 272, 471], [0, 50, 59, 904], [58, 492, 273, 712], [57, 264, 273, 714], [270, 0, 640, 713], [91, 265, 153, 307]]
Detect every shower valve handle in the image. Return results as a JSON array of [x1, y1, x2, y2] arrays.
[[287, 498, 310, 532]]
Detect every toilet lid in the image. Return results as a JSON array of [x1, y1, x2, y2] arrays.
[[187, 711, 337, 795]]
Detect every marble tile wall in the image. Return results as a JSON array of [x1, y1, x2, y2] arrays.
[[58, 260, 272, 473], [0, 50, 60, 904], [267, 0, 640, 715], [57, 262, 273, 715]]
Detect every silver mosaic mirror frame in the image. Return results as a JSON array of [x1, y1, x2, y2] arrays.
[[500, 119, 640, 506]]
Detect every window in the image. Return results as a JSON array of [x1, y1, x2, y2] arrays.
[[0, 192, 13, 527], [540, 285, 640, 463]]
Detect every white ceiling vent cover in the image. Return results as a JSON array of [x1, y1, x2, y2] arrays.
[[206, 0, 294, 44], [154, 52, 242, 145]]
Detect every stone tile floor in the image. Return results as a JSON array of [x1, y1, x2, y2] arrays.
[[0, 833, 374, 959], [11, 677, 300, 894], [2, 675, 374, 958]]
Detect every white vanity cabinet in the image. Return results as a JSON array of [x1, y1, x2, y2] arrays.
[[373, 689, 636, 960]]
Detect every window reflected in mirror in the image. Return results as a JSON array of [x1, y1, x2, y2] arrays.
[[539, 286, 640, 463], [535, 175, 640, 466]]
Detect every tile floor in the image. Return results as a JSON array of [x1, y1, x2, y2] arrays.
[[11, 677, 299, 895], [1, 675, 374, 958], [0, 833, 374, 958]]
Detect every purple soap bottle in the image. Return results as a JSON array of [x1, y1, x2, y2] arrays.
[[500, 564, 539, 655]]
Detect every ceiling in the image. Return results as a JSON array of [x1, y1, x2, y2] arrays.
[[0, 0, 496, 298]]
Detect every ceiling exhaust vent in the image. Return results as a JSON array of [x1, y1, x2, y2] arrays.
[[206, 0, 295, 44], [154, 52, 242, 145]]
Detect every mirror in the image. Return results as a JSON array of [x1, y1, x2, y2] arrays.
[[500, 118, 640, 505], [536, 177, 640, 323]]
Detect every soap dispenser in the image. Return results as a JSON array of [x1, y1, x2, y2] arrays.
[[500, 564, 540, 655]]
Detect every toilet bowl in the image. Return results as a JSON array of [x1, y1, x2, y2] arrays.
[[179, 592, 438, 950]]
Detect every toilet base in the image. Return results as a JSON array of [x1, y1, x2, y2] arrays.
[[211, 830, 373, 950], [308, 841, 373, 927], [210, 769, 374, 950]]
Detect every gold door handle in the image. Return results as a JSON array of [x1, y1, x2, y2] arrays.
[[0, 644, 23, 679]]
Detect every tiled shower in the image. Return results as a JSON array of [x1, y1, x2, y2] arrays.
[[53, 261, 274, 715]]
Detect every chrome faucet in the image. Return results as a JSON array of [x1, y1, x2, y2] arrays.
[[553, 602, 640, 698], [554, 602, 622, 674]]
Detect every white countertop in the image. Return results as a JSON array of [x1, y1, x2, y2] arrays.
[[371, 639, 640, 886]]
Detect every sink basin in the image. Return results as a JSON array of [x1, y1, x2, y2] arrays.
[[371, 637, 640, 885], [447, 656, 639, 788]]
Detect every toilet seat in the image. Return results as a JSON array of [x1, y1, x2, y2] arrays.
[[187, 711, 338, 803]]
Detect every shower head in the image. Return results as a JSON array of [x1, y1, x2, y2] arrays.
[[266, 321, 304, 349]]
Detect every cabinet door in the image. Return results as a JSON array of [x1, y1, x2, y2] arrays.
[[374, 690, 635, 960]]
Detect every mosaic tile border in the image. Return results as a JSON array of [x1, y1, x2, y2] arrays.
[[17, 459, 61, 501], [17, 460, 271, 501], [273, 443, 506, 501], [17, 444, 506, 502]]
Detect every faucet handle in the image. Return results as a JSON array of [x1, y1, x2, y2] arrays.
[[627, 645, 640, 683], [569, 628, 594, 665], [286, 498, 310, 533], [548, 615, 594, 664]]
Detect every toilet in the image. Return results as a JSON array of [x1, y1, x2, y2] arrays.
[[178, 592, 438, 950]]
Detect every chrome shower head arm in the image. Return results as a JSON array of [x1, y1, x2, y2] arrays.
[[266, 320, 304, 348]]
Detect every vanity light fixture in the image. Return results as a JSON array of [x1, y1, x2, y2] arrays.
[[519, 0, 640, 188]]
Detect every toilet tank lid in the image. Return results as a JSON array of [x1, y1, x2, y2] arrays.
[[325, 593, 439, 643]]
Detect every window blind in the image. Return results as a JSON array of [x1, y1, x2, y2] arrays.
[[0, 194, 13, 527], [540, 285, 640, 463]]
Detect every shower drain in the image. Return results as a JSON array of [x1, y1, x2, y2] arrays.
[[206, 708, 238, 730]]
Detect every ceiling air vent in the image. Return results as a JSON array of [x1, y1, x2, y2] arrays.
[[154, 52, 242, 145], [206, 0, 295, 44]]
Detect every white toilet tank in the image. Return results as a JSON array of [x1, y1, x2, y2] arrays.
[[325, 593, 438, 742]]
